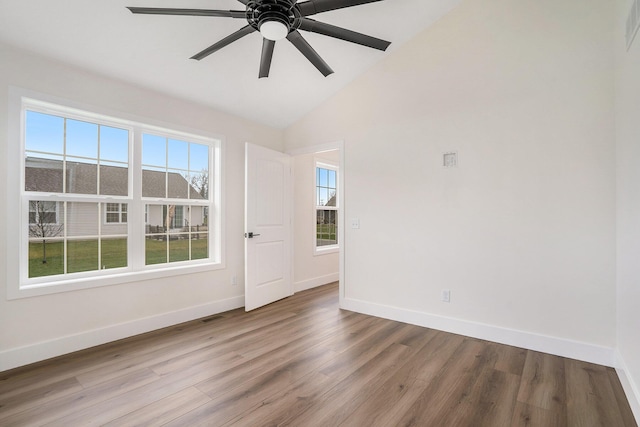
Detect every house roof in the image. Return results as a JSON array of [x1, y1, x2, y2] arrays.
[[25, 157, 205, 200]]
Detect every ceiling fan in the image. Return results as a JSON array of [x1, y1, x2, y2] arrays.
[[127, 0, 390, 78]]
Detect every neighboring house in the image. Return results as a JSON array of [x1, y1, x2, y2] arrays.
[[25, 157, 207, 237], [316, 194, 336, 225]]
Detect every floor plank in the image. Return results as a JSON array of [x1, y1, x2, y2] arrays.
[[0, 282, 636, 427]]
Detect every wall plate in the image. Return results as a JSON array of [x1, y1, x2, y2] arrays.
[[443, 151, 458, 168]]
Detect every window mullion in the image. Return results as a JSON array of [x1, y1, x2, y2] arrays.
[[130, 127, 143, 271]]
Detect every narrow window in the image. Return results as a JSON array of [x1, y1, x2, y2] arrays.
[[315, 162, 338, 252]]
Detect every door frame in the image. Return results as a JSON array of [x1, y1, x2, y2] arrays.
[[287, 141, 345, 305]]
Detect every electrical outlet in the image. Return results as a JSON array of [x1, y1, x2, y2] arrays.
[[231, 275, 237, 286], [441, 289, 451, 303]]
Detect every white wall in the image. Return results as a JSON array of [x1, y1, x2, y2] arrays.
[[293, 150, 340, 292], [615, 0, 640, 418], [285, 0, 617, 364], [0, 42, 284, 370]]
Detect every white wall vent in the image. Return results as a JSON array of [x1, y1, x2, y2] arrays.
[[443, 151, 458, 168], [627, 0, 640, 50]]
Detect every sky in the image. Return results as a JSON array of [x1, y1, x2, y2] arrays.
[[316, 167, 337, 207], [25, 110, 209, 173]]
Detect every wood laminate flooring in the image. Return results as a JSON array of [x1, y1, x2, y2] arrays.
[[0, 283, 636, 426]]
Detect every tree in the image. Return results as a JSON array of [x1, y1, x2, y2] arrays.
[[190, 169, 209, 199], [190, 169, 209, 226], [29, 201, 64, 264]]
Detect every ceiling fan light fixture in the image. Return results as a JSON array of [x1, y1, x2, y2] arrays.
[[260, 20, 289, 41]]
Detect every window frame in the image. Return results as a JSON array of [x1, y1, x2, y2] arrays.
[[314, 160, 339, 256], [7, 89, 225, 299]]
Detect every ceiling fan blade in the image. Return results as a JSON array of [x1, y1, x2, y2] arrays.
[[259, 39, 276, 78], [127, 7, 246, 18], [286, 30, 334, 77], [191, 25, 256, 60], [299, 18, 390, 51], [297, 0, 383, 16]]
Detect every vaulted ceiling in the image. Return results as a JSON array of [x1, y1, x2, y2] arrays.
[[0, 0, 461, 128]]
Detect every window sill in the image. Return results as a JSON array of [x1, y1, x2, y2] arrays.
[[314, 245, 339, 256]]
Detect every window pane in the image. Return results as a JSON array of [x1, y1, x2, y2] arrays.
[[190, 206, 207, 228], [28, 202, 65, 277], [191, 233, 208, 260], [67, 239, 99, 273], [142, 134, 166, 167], [145, 204, 164, 231], [29, 200, 63, 233], [100, 126, 128, 163], [328, 170, 336, 188], [326, 190, 336, 207], [29, 200, 59, 224], [101, 238, 127, 269], [169, 234, 189, 263], [163, 205, 186, 230], [316, 209, 338, 246], [67, 202, 98, 237], [190, 143, 209, 172], [29, 238, 64, 278], [168, 139, 188, 170], [66, 158, 98, 195], [66, 119, 98, 159], [142, 167, 166, 198], [100, 162, 128, 196], [145, 236, 167, 265], [25, 111, 64, 155], [319, 188, 329, 206], [189, 171, 208, 200], [168, 170, 189, 199], [25, 156, 64, 193], [103, 203, 128, 229], [319, 168, 328, 187]]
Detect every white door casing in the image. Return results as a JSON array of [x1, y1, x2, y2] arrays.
[[244, 143, 292, 311]]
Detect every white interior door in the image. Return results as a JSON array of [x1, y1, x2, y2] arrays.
[[245, 143, 292, 311]]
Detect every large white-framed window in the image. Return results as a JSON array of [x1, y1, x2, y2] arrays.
[[315, 161, 338, 254], [10, 94, 222, 298]]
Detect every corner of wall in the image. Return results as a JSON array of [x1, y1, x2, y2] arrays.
[[341, 297, 617, 368], [616, 350, 640, 422]]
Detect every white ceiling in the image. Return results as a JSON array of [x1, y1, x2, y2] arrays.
[[0, 0, 461, 129]]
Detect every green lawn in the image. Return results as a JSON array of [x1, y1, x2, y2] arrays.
[[29, 235, 208, 278], [145, 236, 208, 265], [316, 224, 337, 242]]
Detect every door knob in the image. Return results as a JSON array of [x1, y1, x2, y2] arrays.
[[245, 232, 261, 238]]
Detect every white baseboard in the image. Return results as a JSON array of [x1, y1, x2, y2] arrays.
[[616, 350, 640, 422], [340, 297, 616, 367], [294, 273, 339, 293], [0, 295, 244, 372]]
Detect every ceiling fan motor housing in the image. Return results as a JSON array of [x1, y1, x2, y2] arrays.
[[247, 0, 300, 37]]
